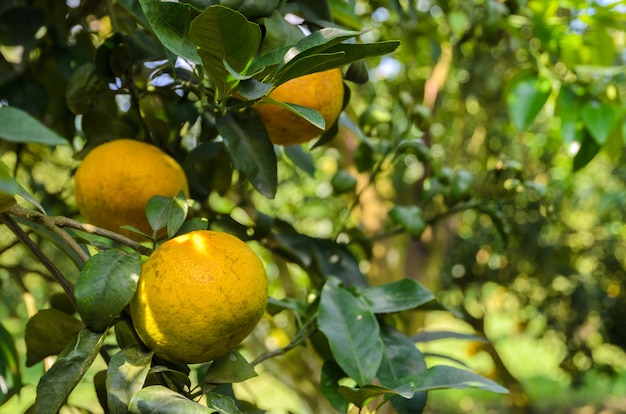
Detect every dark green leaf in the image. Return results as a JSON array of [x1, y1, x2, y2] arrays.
[[66, 63, 103, 115], [581, 100, 619, 145], [506, 77, 551, 130], [318, 278, 383, 385], [237, 78, 273, 100], [338, 384, 399, 408], [447, 170, 475, 205], [107, 347, 154, 414], [389, 205, 426, 238], [34, 329, 107, 414], [0, 322, 21, 404], [320, 361, 350, 413], [359, 278, 434, 314], [74, 250, 141, 332], [394, 365, 509, 395], [25, 309, 84, 367], [0, 106, 66, 145], [146, 195, 171, 233], [573, 131, 601, 172], [190, 5, 262, 98], [138, 0, 201, 63], [378, 324, 428, 413], [261, 97, 325, 129], [276, 42, 400, 86], [203, 350, 257, 384], [216, 110, 277, 198], [283, 145, 316, 177], [205, 392, 245, 414], [129, 385, 213, 413], [167, 190, 189, 238], [331, 170, 357, 194], [221, 0, 280, 19], [176, 217, 209, 235]]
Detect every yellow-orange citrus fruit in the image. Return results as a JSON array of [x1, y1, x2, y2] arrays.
[[255, 69, 344, 145], [73, 139, 189, 242], [129, 230, 268, 364]]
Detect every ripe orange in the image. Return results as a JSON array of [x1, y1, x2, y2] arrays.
[[129, 230, 268, 363], [73, 139, 189, 241], [255, 69, 344, 145]]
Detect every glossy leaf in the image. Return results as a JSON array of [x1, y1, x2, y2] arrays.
[[129, 385, 213, 413], [359, 278, 434, 314], [338, 383, 401, 408], [205, 392, 245, 414], [260, 97, 325, 130], [378, 323, 428, 413], [394, 365, 509, 395], [107, 347, 154, 414], [581, 100, 619, 145], [74, 249, 141, 332], [507, 77, 551, 130], [190, 5, 262, 98], [0, 106, 66, 145], [25, 309, 84, 367], [318, 277, 383, 385], [33, 329, 106, 414], [146, 195, 171, 233], [138, 0, 201, 63], [203, 350, 258, 384], [389, 205, 426, 238], [167, 191, 189, 238], [216, 110, 277, 198]]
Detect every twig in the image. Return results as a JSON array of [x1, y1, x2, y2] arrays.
[[250, 320, 317, 367], [5, 204, 153, 256], [0, 213, 78, 312]]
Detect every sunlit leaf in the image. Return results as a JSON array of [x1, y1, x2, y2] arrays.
[[107, 347, 153, 414], [359, 278, 435, 314], [393, 365, 509, 395], [205, 392, 245, 414], [129, 385, 213, 413], [506, 77, 551, 130], [581, 100, 619, 145]]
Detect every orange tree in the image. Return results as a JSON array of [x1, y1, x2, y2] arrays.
[[0, 1, 514, 413]]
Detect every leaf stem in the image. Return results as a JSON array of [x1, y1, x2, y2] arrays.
[[250, 319, 317, 367], [5, 204, 153, 256]]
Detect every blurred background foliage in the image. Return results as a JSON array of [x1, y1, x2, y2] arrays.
[[2, 0, 626, 413]]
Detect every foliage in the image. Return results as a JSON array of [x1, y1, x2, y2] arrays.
[[2, 0, 626, 413]]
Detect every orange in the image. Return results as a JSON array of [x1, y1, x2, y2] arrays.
[[129, 230, 268, 363], [73, 139, 189, 241], [255, 69, 344, 145]]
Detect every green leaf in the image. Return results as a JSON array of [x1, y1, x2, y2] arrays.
[[318, 277, 383, 386], [447, 170, 475, 205], [215, 110, 277, 198], [176, 217, 209, 235], [378, 324, 428, 413], [412, 330, 489, 343], [205, 392, 245, 414], [320, 361, 350, 413], [0, 322, 21, 404], [331, 170, 357, 194], [203, 350, 258, 384], [573, 131, 601, 172], [581, 100, 619, 145], [74, 250, 141, 332], [66, 63, 103, 115], [506, 77, 551, 130], [261, 97, 325, 129], [107, 347, 154, 414], [556, 86, 581, 144], [283, 145, 316, 177], [138, 0, 201, 63], [394, 365, 509, 395], [0, 106, 66, 145], [167, 190, 189, 238], [25, 309, 84, 367], [33, 328, 107, 414], [0, 159, 21, 198], [190, 5, 262, 98], [146, 195, 171, 233], [389, 205, 426, 238], [359, 278, 435, 314], [129, 385, 213, 413], [338, 384, 399, 408]]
